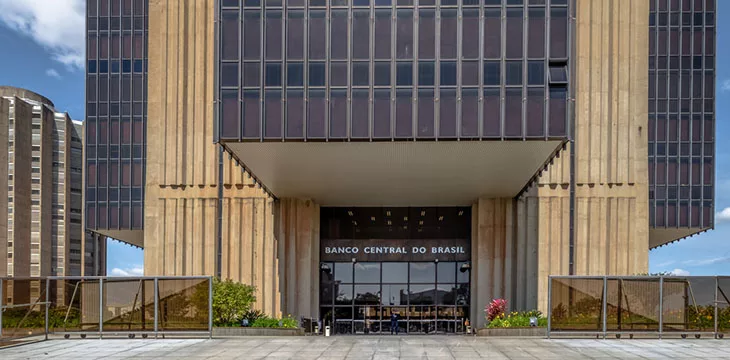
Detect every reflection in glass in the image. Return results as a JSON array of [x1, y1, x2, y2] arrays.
[[437, 262, 456, 283], [355, 285, 381, 305], [355, 262, 381, 283], [336, 284, 353, 305], [382, 263, 408, 283], [381, 284, 408, 306], [335, 262, 353, 283], [409, 285, 435, 305], [409, 262, 435, 283]]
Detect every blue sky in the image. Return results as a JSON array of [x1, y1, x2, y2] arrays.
[[0, 0, 727, 277]]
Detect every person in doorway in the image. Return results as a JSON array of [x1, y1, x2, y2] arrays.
[[390, 311, 400, 335]]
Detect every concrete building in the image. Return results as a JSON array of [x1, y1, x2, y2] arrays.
[[1, 86, 85, 302], [85, 0, 716, 332]]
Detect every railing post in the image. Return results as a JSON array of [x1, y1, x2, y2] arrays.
[[208, 277, 213, 339], [45, 278, 50, 340], [154, 277, 159, 339], [659, 275, 664, 339], [99, 277, 104, 339], [715, 276, 719, 339], [547, 276, 552, 339], [602, 276, 607, 339]]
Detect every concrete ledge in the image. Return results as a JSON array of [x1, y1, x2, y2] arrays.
[[213, 327, 304, 336], [476, 327, 547, 337]]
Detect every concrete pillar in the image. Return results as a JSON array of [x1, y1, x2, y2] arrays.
[[276, 198, 320, 319]]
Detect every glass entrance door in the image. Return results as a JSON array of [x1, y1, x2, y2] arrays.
[[319, 261, 471, 334]]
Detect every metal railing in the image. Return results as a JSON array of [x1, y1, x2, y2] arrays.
[[547, 275, 730, 339], [0, 276, 213, 342]]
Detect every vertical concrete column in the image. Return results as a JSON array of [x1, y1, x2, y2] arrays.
[[276, 198, 320, 319]]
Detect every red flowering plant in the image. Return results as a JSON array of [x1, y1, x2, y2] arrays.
[[486, 298, 508, 322]]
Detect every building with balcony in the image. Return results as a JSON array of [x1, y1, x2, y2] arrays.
[[0, 86, 85, 303]]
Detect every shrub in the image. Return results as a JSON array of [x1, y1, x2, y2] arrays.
[[485, 298, 507, 322], [212, 278, 256, 327], [251, 315, 298, 329], [487, 311, 548, 328], [242, 309, 267, 324]]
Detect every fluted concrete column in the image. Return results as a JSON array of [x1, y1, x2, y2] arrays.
[[276, 198, 320, 319]]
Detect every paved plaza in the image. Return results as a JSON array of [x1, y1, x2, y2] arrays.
[[1, 336, 729, 359]]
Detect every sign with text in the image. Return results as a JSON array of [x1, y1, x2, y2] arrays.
[[320, 239, 470, 262]]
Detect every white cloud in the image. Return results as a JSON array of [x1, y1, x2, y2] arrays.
[[722, 79, 730, 93], [682, 256, 730, 267], [0, 0, 84, 70], [669, 268, 690, 276], [109, 266, 144, 277], [715, 207, 730, 223], [45, 68, 61, 79]]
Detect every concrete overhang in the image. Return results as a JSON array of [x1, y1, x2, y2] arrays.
[[649, 227, 712, 249], [94, 229, 144, 249], [223, 140, 566, 206]]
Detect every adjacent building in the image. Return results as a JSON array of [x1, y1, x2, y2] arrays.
[[84, 0, 716, 332], [1, 86, 85, 303]]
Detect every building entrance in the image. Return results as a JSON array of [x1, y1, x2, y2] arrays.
[[319, 207, 471, 335]]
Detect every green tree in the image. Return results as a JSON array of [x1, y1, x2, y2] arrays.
[[212, 278, 256, 326]]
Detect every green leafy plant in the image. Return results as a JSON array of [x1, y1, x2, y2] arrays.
[[242, 309, 267, 324], [250, 315, 298, 328], [487, 310, 547, 328], [212, 278, 256, 327]]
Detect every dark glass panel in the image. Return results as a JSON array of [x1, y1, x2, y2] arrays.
[[409, 285, 434, 305], [264, 90, 282, 138], [221, 63, 239, 88], [382, 263, 408, 283], [417, 89, 435, 137], [395, 89, 413, 138], [419, 9, 435, 59], [243, 11, 261, 60], [355, 285, 381, 305], [483, 88, 501, 138], [265, 62, 282, 86], [528, 61, 544, 85], [309, 62, 326, 87], [375, 62, 391, 86], [373, 89, 391, 138], [462, 61, 478, 87], [440, 89, 457, 137], [287, 10, 304, 59], [418, 61, 435, 86], [526, 88, 544, 137], [331, 62, 348, 87], [505, 88, 522, 138], [462, 88, 478, 137], [506, 61, 523, 85], [220, 90, 239, 139], [221, 10, 239, 60], [287, 62, 303, 87], [242, 90, 261, 138], [437, 262, 455, 283], [351, 89, 369, 138], [483, 9, 501, 59], [382, 284, 407, 306], [353, 62, 370, 86], [352, 10, 370, 60], [484, 61, 500, 86], [265, 10, 282, 60], [440, 9, 457, 59], [336, 285, 353, 305], [396, 10, 414, 59], [330, 89, 347, 138], [462, 9, 479, 59], [309, 10, 326, 60], [286, 90, 304, 138], [506, 9, 523, 59], [375, 9, 392, 59], [396, 62, 413, 86], [550, 8, 568, 58], [331, 10, 348, 60], [308, 90, 326, 138], [440, 62, 457, 86], [549, 87, 567, 137], [528, 8, 545, 58]]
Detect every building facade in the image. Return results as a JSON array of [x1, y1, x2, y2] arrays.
[[84, 0, 149, 275], [1, 87, 85, 302], [84, 0, 715, 333]]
